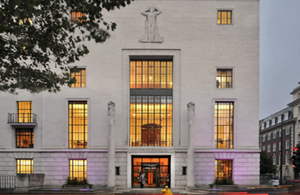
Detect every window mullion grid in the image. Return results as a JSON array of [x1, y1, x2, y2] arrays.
[[216, 103, 219, 148], [139, 96, 141, 146], [84, 102, 86, 148]]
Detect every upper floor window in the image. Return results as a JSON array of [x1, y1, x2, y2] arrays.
[[273, 131, 276, 139], [130, 60, 173, 147], [69, 101, 88, 148], [279, 129, 282, 137], [262, 145, 266, 151], [215, 102, 234, 149], [273, 155, 276, 165], [70, 68, 86, 88], [17, 101, 32, 123], [17, 159, 33, 174], [267, 133, 271, 140], [298, 106, 300, 115], [16, 129, 34, 148], [217, 10, 232, 24], [286, 127, 290, 135], [286, 139, 290, 149], [273, 143, 276, 151], [262, 135, 266, 142], [71, 11, 86, 23], [267, 144, 271, 153], [216, 69, 232, 88], [286, 153, 290, 165]]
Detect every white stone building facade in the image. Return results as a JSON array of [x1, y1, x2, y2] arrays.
[[0, 0, 260, 188]]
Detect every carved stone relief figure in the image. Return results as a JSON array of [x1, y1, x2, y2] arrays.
[[187, 102, 195, 125], [140, 6, 164, 43], [108, 101, 115, 125]]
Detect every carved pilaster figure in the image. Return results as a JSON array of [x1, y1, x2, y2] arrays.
[[107, 101, 115, 189], [140, 6, 164, 43], [187, 102, 195, 189], [187, 102, 195, 125], [108, 101, 115, 126]]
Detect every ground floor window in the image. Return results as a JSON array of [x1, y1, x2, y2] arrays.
[[215, 159, 232, 182], [69, 159, 87, 181], [16, 129, 34, 148], [17, 159, 33, 174], [132, 156, 170, 188]]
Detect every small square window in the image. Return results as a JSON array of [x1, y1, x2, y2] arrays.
[[182, 167, 187, 176], [216, 69, 232, 88], [217, 10, 232, 24], [71, 11, 86, 23], [116, 167, 120, 176], [17, 159, 33, 174]]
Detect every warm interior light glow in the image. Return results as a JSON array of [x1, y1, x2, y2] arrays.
[[18, 101, 32, 123], [70, 160, 87, 181], [17, 159, 33, 174]]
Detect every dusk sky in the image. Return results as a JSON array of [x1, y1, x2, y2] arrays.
[[260, 0, 300, 119]]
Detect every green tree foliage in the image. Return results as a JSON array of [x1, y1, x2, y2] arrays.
[[0, 0, 132, 93], [260, 151, 277, 175]]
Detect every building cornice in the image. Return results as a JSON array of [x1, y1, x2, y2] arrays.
[[288, 98, 300, 107], [260, 118, 297, 134]]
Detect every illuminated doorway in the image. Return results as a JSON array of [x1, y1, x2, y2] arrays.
[[132, 156, 170, 188]]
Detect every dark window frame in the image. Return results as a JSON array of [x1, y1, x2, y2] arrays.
[[130, 60, 173, 147], [16, 159, 33, 174], [70, 68, 86, 88], [71, 11, 86, 23], [216, 69, 232, 88], [217, 10, 232, 24], [116, 167, 120, 176], [215, 159, 233, 181], [68, 101, 88, 149], [215, 101, 234, 149], [69, 159, 87, 181], [16, 129, 34, 148], [17, 101, 32, 123], [182, 166, 187, 176]]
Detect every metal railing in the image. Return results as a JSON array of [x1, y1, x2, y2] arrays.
[[7, 113, 37, 123], [0, 175, 16, 189]]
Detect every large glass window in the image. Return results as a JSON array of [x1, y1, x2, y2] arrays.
[[215, 160, 232, 181], [69, 101, 88, 148], [17, 101, 32, 123], [17, 159, 33, 174], [215, 102, 234, 149], [132, 156, 170, 188], [130, 60, 173, 147], [217, 10, 232, 24], [16, 129, 34, 148], [216, 69, 232, 88], [69, 159, 87, 181], [70, 68, 86, 88]]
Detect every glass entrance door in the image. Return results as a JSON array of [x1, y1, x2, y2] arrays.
[[132, 156, 170, 188]]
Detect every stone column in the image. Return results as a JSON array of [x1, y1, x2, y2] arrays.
[[187, 102, 195, 189], [107, 101, 116, 189]]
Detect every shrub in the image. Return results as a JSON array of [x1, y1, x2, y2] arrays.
[[214, 178, 234, 185], [66, 177, 89, 185]]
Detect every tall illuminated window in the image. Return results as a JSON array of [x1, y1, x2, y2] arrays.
[[17, 159, 33, 174], [215, 102, 234, 149], [130, 60, 173, 147], [17, 101, 32, 123], [69, 101, 88, 148], [16, 129, 34, 148], [215, 160, 232, 181], [70, 68, 86, 88], [71, 11, 86, 23], [216, 69, 232, 88], [69, 159, 87, 181], [217, 10, 232, 24]]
